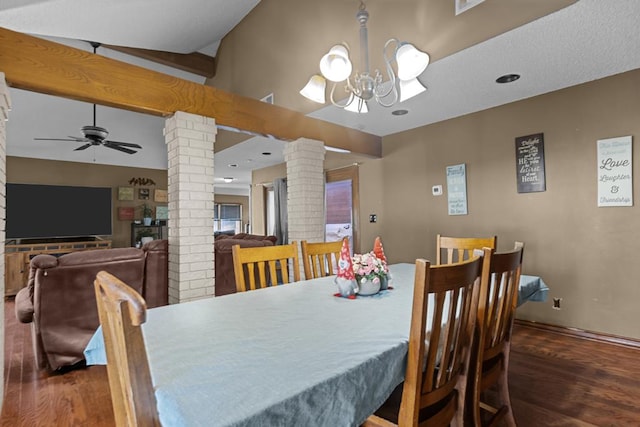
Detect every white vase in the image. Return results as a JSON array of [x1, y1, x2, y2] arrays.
[[143, 217, 152, 226], [358, 277, 381, 296]]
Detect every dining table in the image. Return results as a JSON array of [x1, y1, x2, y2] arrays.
[[84, 263, 548, 427]]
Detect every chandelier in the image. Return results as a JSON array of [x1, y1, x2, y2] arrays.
[[300, 1, 430, 113]]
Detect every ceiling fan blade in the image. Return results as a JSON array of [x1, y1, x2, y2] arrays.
[[104, 142, 137, 154], [74, 144, 93, 151], [34, 136, 88, 142], [104, 140, 143, 149]]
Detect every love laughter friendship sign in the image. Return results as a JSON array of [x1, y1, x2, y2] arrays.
[[597, 136, 633, 207]]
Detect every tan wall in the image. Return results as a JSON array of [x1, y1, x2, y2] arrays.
[[378, 69, 640, 339], [250, 163, 287, 234], [6, 157, 168, 248]]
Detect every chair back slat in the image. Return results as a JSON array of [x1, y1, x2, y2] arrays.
[[232, 242, 300, 293], [94, 271, 160, 427], [436, 234, 497, 265], [301, 239, 345, 280]]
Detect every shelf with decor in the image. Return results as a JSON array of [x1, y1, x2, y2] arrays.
[[130, 222, 166, 247]]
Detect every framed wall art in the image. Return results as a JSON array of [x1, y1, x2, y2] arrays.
[[446, 163, 468, 215], [515, 133, 546, 193], [597, 136, 632, 207], [118, 186, 134, 201], [154, 189, 168, 203]]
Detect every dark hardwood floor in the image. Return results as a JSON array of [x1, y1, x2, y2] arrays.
[[2, 298, 639, 426]]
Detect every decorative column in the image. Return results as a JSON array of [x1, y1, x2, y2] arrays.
[[284, 138, 326, 273], [164, 111, 216, 303], [0, 72, 11, 406]]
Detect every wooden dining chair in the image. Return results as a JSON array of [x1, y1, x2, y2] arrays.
[[469, 242, 524, 427], [364, 253, 485, 427], [300, 238, 346, 280], [436, 234, 497, 265], [232, 242, 300, 292], [94, 271, 160, 427]]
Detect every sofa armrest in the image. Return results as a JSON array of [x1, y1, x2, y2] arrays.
[[15, 287, 34, 323]]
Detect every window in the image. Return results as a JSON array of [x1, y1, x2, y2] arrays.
[[214, 203, 242, 234]]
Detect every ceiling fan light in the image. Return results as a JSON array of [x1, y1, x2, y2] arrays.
[[396, 43, 430, 81], [300, 75, 326, 104], [399, 78, 427, 102], [319, 44, 353, 82]]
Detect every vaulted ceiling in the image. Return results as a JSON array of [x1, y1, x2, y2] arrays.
[[1, 0, 639, 195]]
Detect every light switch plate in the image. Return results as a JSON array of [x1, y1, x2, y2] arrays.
[[432, 185, 443, 196]]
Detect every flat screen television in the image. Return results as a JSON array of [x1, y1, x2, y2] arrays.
[[6, 183, 112, 240]]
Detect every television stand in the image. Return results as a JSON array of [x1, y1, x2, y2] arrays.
[[4, 238, 112, 297]]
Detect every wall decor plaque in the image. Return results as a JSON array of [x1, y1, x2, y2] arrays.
[[154, 189, 168, 202], [446, 163, 468, 215], [118, 186, 134, 201], [597, 136, 633, 207], [118, 207, 135, 220], [515, 133, 546, 193]]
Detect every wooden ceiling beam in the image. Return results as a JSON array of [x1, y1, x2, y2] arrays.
[[102, 44, 217, 79], [0, 27, 381, 158]]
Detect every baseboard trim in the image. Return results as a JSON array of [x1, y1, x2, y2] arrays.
[[515, 319, 640, 350]]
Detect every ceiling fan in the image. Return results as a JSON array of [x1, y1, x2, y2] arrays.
[[34, 42, 143, 155]]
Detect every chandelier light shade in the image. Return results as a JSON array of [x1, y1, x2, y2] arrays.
[[300, 75, 327, 104], [319, 45, 353, 82], [300, 1, 429, 113], [396, 43, 430, 80]]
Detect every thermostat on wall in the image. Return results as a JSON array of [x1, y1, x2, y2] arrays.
[[432, 185, 443, 196]]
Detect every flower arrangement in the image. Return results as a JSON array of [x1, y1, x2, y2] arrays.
[[352, 251, 389, 283]]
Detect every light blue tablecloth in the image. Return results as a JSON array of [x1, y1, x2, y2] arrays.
[[517, 274, 549, 306], [84, 265, 549, 426], [86, 264, 417, 427]]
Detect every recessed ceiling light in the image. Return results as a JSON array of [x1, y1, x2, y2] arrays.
[[262, 152, 272, 156], [223, 177, 234, 183], [496, 74, 520, 84], [391, 109, 408, 116], [228, 164, 238, 168]]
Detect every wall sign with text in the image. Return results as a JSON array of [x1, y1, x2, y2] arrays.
[[515, 133, 546, 193], [597, 136, 633, 207], [446, 163, 468, 215]]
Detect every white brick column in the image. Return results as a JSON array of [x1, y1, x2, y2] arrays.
[[0, 72, 10, 409], [284, 138, 325, 273], [164, 111, 216, 303]]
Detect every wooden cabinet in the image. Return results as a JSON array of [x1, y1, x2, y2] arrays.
[[4, 239, 112, 296], [5, 252, 29, 297]]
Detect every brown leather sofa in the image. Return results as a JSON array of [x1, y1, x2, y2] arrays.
[[14, 239, 168, 371], [214, 233, 277, 296]]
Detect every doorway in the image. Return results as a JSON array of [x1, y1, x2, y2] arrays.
[[325, 165, 359, 254]]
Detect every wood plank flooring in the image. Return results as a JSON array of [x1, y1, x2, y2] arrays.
[[2, 298, 639, 426]]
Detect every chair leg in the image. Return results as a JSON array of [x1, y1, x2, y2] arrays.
[[495, 359, 516, 427]]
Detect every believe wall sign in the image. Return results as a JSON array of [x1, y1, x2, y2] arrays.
[[597, 136, 633, 207], [515, 133, 546, 193]]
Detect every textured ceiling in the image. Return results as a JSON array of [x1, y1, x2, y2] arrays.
[[0, 0, 260, 54]]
